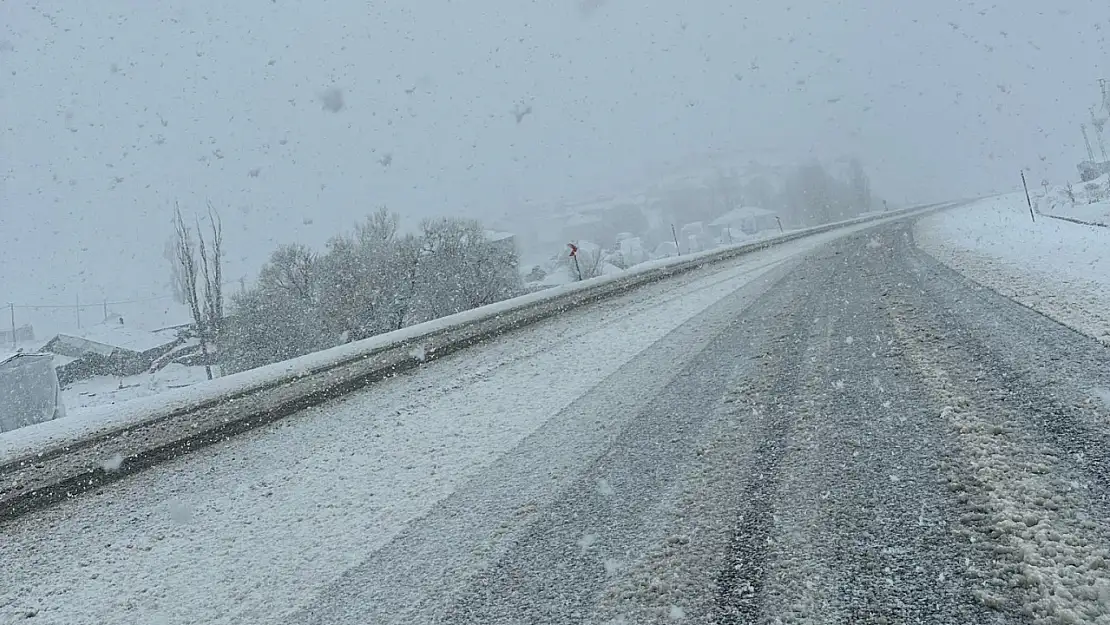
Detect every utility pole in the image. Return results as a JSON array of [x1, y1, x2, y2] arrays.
[[103, 299, 108, 323], [1020, 171, 1036, 223], [774, 216, 784, 233], [1091, 108, 1109, 162], [8, 303, 15, 349], [1082, 124, 1095, 162], [671, 224, 681, 256], [75, 293, 81, 330]]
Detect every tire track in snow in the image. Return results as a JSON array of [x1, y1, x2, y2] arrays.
[[711, 229, 996, 624], [586, 274, 810, 625], [891, 304, 1110, 624]]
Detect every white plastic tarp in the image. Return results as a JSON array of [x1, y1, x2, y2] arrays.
[[0, 353, 66, 433]]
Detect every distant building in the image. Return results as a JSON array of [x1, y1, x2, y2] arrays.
[[485, 230, 517, 257], [709, 206, 779, 239], [0, 324, 35, 345], [619, 237, 646, 266], [679, 222, 711, 254], [42, 323, 183, 385]]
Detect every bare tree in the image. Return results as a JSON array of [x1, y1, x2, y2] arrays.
[[164, 237, 189, 306], [198, 203, 224, 344], [847, 157, 873, 213], [171, 203, 210, 379], [170, 202, 223, 380], [565, 241, 605, 280]]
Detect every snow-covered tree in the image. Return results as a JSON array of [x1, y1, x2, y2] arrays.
[[415, 217, 522, 318], [258, 243, 316, 302], [221, 209, 522, 372], [220, 287, 331, 374], [847, 157, 873, 212]]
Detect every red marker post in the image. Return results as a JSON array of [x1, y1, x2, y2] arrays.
[[568, 243, 582, 281]]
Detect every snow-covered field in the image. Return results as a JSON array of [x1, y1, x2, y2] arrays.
[[61, 364, 213, 412], [915, 193, 1110, 343], [1037, 173, 1110, 225]]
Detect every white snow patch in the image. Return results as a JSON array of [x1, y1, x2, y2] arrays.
[[167, 500, 193, 525], [101, 453, 124, 472], [1090, 387, 1110, 410], [578, 533, 598, 553], [597, 477, 616, 497], [409, 344, 428, 362], [668, 604, 686, 620]]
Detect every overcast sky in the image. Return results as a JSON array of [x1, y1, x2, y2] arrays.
[[1, 0, 1108, 333]]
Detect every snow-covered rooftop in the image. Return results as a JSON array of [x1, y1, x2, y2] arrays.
[[52, 323, 180, 355], [709, 206, 777, 227]]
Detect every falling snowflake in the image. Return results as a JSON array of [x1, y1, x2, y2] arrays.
[[320, 86, 345, 112], [101, 453, 124, 472]]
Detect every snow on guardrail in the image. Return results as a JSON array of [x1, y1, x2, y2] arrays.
[[0, 203, 951, 465]]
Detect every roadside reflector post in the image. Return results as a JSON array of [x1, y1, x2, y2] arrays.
[[567, 243, 582, 281], [1021, 170, 1036, 222]]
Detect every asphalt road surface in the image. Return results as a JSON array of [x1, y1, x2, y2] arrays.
[[291, 221, 1110, 625], [5, 218, 1110, 625]]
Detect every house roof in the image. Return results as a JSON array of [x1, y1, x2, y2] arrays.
[[485, 230, 516, 242], [0, 351, 53, 367], [49, 324, 179, 356], [709, 206, 777, 227]]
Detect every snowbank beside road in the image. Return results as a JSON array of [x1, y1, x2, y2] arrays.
[[1038, 173, 1110, 226], [915, 194, 1110, 343]]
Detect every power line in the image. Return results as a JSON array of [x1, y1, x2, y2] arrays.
[[11, 294, 174, 310], [7, 280, 240, 310]]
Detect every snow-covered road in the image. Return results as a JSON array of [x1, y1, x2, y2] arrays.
[[5, 215, 1110, 624], [0, 224, 855, 625]]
